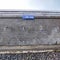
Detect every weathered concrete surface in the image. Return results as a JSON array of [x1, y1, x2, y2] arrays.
[[0, 45, 60, 51], [0, 19, 60, 45]]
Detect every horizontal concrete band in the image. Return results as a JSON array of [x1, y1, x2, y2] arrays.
[[0, 11, 60, 19], [0, 45, 59, 54], [0, 45, 59, 50]]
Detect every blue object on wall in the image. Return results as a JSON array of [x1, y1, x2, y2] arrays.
[[22, 15, 35, 20]]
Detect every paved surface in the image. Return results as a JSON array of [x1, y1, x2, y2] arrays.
[[0, 19, 60, 45], [0, 52, 59, 60]]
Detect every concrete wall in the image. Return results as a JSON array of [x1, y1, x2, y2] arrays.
[[0, 19, 60, 45]]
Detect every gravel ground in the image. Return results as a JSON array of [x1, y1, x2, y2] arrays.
[[0, 19, 60, 45], [0, 52, 60, 60]]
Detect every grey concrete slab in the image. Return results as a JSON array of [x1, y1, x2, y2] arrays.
[[0, 18, 59, 45]]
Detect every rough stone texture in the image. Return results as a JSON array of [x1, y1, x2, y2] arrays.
[[0, 52, 60, 60], [0, 19, 60, 45]]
